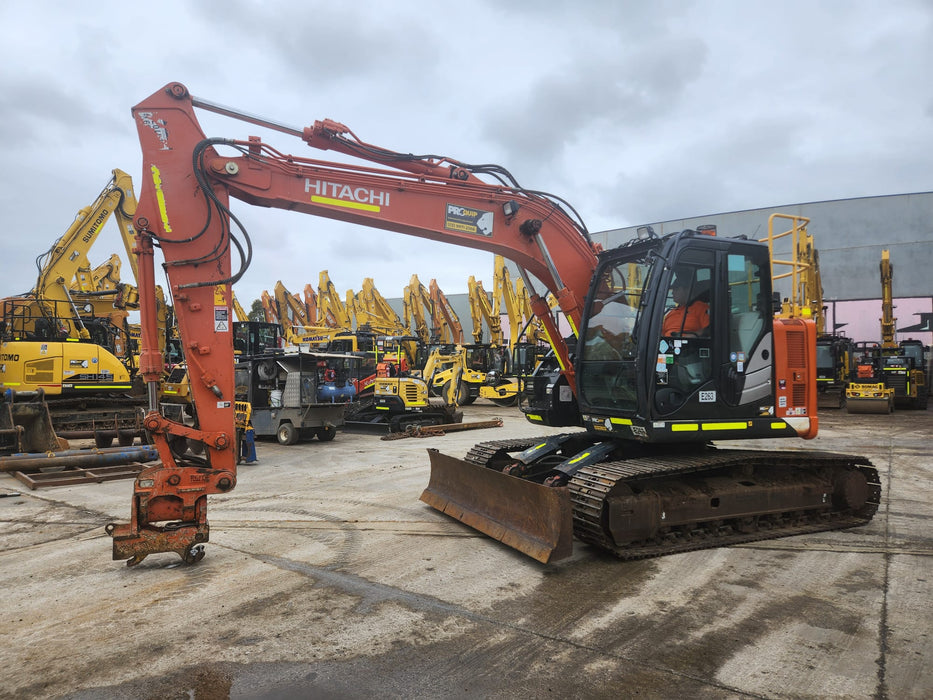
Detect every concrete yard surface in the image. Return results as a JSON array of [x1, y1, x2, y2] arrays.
[[0, 404, 930, 699]]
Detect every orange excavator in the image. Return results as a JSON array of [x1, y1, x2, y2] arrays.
[[106, 82, 880, 566]]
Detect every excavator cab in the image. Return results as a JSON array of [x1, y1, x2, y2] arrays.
[[564, 231, 787, 440], [520, 231, 781, 437]]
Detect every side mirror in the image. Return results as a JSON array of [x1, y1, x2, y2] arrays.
[[771, 292, 782, 315]]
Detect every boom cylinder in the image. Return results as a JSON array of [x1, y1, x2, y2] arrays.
[[133, 231, 164, 409]]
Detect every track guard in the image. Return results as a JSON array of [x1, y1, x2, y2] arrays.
[[421, 449, 574, 564]]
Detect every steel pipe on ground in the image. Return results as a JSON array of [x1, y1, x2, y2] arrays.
[[0, 445, 160, 472]]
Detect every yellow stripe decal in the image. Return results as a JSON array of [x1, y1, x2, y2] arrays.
[[701, 422, 748, 431], [568, 452, 590, 465], [771, 421, 787, 430], [671, 423, 699, 432], [311, 195, 380, 212], [526, 414, 543, 422], [610, 417, 632, 425], [150, 165, 172, 233], [75, 385, 134, 390]]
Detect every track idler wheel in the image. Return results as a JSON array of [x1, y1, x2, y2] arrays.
[[833, 469, 870, 510]]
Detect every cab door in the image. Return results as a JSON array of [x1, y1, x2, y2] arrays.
[[718, 247, 774, 408], [651, 238, 773, 419]]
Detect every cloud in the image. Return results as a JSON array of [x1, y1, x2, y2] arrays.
[[0, 77, 126, 148], [476, 16, 707, 175], [1, 0, 932, 310], [191, 1, 447, 90]]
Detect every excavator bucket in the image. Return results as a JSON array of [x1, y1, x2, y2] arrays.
[[421, 449, 574, 564], [1, 392, 62, 454]]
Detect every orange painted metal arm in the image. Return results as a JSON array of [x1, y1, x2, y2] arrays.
[[108, 81, 598, 565]]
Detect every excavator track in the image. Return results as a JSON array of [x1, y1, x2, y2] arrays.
[[459, 438, 880, 561], [568, 448, 880, 560]]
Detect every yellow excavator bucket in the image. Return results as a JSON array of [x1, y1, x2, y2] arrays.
[[421, 449, 574, 564]]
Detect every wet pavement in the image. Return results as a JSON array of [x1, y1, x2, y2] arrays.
[[1, 404, 930, 699]]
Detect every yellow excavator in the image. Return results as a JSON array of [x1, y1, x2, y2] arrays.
[[269, 280, 338, 346], [402, 275, 478, 404], [1, 170, 139, 391], [403, 274, 434, 350], [479, 256, 553, 406], [420, 272, 499, 406], [459, 273, 506, 402], [846, 250, 928, 412], [0, 169, 155, 446], [355, 278, 406, 335]]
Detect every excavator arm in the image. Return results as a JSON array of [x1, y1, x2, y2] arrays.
[[107, 81, 598, 565], [317, 271, 353, 329], [259, 290, 278, 324], [357, 278, 406, 336], [429, 279, 464, 345], [231, 292, 250, 322], [34, 169, 137, 304], [404, 274, 433, 345], [468, 277, 502, 345], [302, 284, 319, 326], [495, 255, 524, 350], [515, 277, 552, 347], [879, 250, 896, 348], [273, 280, 311, 330]]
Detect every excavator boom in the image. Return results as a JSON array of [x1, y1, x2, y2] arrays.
[[107, 82, 593, 564]]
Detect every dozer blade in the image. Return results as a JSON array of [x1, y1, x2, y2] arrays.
[[421, 449, 573, 564]]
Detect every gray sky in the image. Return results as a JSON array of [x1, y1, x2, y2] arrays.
[[2, 0, 931, 311]]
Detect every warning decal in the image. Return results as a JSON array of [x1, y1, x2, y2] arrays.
[[214, 307, 229, 332]]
